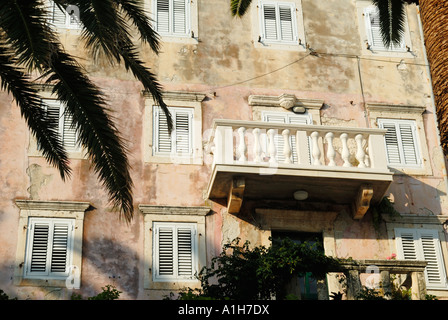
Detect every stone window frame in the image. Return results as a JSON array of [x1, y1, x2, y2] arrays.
[[366, 103, 432, 176], [140, 205, 210, 291], [143, 91, 205, 165], [13, 200, 90, 288], [355, 0, 414, 58]]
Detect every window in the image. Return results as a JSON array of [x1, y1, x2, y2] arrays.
[[258, 1, 299, 45], [262, 111, 311, 164], [363, 5, 406, 52], [356, 1, 412, 56], [153, 222, 197, 281], [42, 99, 80, 153], [144, 91, 204, 164], [24, 218, 74, 280], [153, 106, 193, 157], [395, 228, 448, 290], [153, 0, 190, 37], [377, 119, 421, 167], [48, 1, 81, 29], [14, 200, 89, 288]]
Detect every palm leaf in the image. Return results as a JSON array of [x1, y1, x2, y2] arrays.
[[230, 0, 252, 17], [0, 37, 71, 180], [372, 0, 407, 48]]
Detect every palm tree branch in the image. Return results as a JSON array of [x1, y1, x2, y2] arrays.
[[372, 0, 407, 48], [230, 0, 252, 17], [0, 37, 71, 179]]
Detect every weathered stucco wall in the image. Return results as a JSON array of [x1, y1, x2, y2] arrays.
[[0, 0, 447, 299]]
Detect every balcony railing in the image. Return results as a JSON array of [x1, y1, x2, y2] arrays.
[[206, 120, 394, 218]]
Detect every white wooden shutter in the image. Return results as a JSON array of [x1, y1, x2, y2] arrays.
[[173, 0, 187, 34], [378, 119, 420, 167], [279, 5, 294, 42], [260, 2, 296, 43], [49, 0, 67, 27], [154, 223, 196, 280], [364, 6, 405, 51], [156, 0, 170, 33], [395, 228, 448, 289], [153, 106, 193, 156], [25, 218, 74, 279], [263, 112, 311, 164], [43, 99, 79, 152], [155, 0, 188, 35], [263, 4, 278, 40], [154, 107, 172, 154]]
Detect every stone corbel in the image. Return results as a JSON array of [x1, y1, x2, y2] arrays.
[[227, 177, 245, 214], [352, 185, 374, 219]]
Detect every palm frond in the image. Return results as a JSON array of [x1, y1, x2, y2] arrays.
[[372, 0, 407, 48], [0, 37, 71, 180], [115, 0, 161, 53], [0, 0, 135, 220], [230, 0, 252, 17], [77, 0, 172, 130]]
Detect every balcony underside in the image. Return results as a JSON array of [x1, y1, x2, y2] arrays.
[[207, 163, 393, 219]]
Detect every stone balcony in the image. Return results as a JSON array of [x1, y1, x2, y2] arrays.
[[205, 119, 394, 219]]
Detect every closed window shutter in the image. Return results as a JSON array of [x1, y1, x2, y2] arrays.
[[154, 223, 196, 280], [174, 110, 192, 154], [177, 227, 193, 276], [263, 5, 278, 40], [156, 0, 170, 33], [43, 100, 80, 152], [395, 228, 448, 289], [263, 112, 311, 164], [173, 0, 187, 34], [153, 106, 193, 156], [378, 119, 420, 167], [364, 6, 405, 51], [154, 107, 172, 154], [158, 227, 174, 276], [279, 5, 293, 41], [49, 0, 67, 27], [26, 218, 74, 279]]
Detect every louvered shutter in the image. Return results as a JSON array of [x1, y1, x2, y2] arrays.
[[173, 0, 187, 34], [49, 0, 67, 27], [25, 218, 74, 279], [260, 2, 296, 43], [154, 107, 172, 154], [263, 112, 311, 164], [43, 100, 79, 152], [364, 6, 405, 51], [154, 223, 196, 280], [378, 119, 420, 166], [177, 227, 193, 276], [279, 5, 294, 41], [395, 228, 448, 289], [263, 5, 278, 40], [156, 0, 170, 33], [153, 106, 193, 156]]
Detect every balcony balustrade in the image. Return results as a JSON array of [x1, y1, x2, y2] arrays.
[[206, 119, 394, 218]]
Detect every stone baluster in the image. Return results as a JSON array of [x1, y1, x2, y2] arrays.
[[267, 129, 277, 163], [253, 128, 261, 163], [311, 131, 322, 166], [355, 134, 366, 168], [282, 129, 292, 164], [325, 132, 336, 166], [237, 127, 247, 162], [340, 133, 351, 167]]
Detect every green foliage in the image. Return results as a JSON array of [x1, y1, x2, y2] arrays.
[[174, 238, 343, 300], [371, 196, 400, 231], [70, 284, 121, 300]]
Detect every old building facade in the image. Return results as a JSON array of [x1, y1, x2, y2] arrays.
[[1, 0, 448, 300]]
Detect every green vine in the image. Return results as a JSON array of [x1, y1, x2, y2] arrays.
[[371, 196, 400, 232]]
